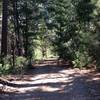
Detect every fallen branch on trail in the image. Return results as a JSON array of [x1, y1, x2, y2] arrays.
[[0, 77, 18, 87], [0, 77, 10, 85], [0, 77, 21, 93]]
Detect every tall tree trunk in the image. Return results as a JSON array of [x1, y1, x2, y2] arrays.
[[12, 0, 22, 56], [1, 0, 8, 56], [24, 2, 28, 57]]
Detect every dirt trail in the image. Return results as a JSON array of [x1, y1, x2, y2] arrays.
[[0, 65, 100, 100]]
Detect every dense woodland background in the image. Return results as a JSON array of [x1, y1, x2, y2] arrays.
[[0, 0, 100, 75]]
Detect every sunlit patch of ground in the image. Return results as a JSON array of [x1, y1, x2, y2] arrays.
[[0, 66, 100, 100], [3, 69, 75, 93]]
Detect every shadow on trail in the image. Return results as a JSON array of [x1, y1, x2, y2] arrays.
[[0, 61, 100, 100], [26, 65, 68, 76], [26, 59, 71, 75]]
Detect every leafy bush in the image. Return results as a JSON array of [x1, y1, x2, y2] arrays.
[[0, 63, 11, 75], [73, 51, 92, 68], [0, 55, 12, 75], [14, 56, 28, 74], [0, 55, 29, 75]]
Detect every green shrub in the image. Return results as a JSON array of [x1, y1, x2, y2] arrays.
[[73, 51, 92, 68], [0, 55, 30, 75], [0, 55, 12, 75], [0, 63, 11, 75], [14, 56, 28, 74]]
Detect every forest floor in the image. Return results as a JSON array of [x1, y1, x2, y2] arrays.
[[0, 60, 100, 100]]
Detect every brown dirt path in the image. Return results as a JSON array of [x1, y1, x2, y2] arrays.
[[0, 65, 100, 100]]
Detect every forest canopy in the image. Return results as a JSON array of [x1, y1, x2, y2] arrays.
[[0, 0, 100, 74]]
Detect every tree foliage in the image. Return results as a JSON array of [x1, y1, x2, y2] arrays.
[[0, 0, 100, 74]]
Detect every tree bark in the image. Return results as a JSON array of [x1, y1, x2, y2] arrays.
[[1, 0, 8, 56], [12, 0, 23, 56], [24, 2, 28, 57]]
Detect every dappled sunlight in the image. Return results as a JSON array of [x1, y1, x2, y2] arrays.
[[15, 82, 72, 93], [0, 60, 100, 100], [13, 73, 73, 85], [83, 70, 100, 81], [1, 0, 100, 99], [7, 69, 74, 93], [1, 67, 100, 100], [35, 86, 61, 92], [92, 77, 100, 81], [12, 85, 62, 93]]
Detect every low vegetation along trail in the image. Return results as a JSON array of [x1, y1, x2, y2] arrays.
[[0, 60, 100, 100]]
